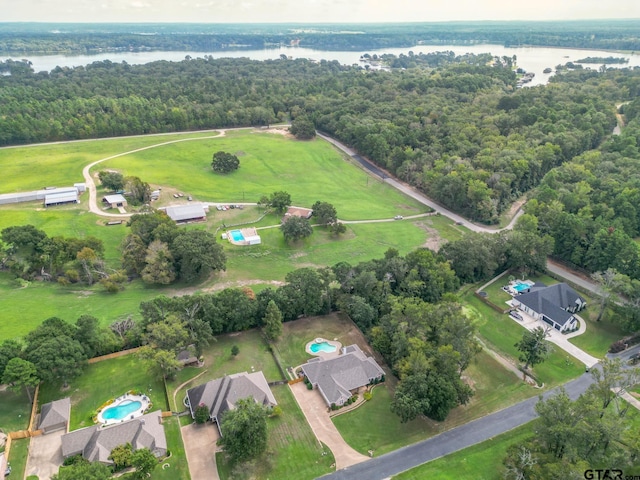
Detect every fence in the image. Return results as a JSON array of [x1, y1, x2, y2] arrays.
[[288, 377, 304, 385], [88, 347, 142, 364], [27, 384, 40, 432], [474, 291, 511, 314]]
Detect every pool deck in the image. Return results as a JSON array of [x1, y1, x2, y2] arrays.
[[226, 227, 259, 246], [97, 393, 150, 426], [305, 338, 342, 358]]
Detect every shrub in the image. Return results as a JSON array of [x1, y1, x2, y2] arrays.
[[195, 403, 210, 424], [609, 340, 626, 353], [363, 392, 372, 401], [330, 403, 338, 411], [269, 405, 283, 418], [306, 382, 313, 390], [62, 454, 87, 467]]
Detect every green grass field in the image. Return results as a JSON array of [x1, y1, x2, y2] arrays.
[[38, 354, 169, 431], [0, 389, 31, 434], [392, 422, 535, 480], [217, 384, 334, 480], [96, 131, 428, 220], [0, 131, 220, 194]]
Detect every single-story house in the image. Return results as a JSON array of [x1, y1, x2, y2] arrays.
[[511, 282, 587, 332], [186, 371, 277, 435], [0, 452, 8, 477], [301, 344, 384, 407], [165, 204, 208, 223], [61, 410, 166, 465], [282, 206, 313, 223], [102, 194, 127, 208], [38, 397, 71, 434], [44, 188, 79, 207]]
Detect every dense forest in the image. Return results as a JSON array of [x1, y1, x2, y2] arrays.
[[2, 54, 638, 223], [1, 20, 640, 53]]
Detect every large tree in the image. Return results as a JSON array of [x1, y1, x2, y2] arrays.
[[131, 447, 158, 479], [280, 216, 313, 243], [289, 115, 316, 140], [171, 230, 226, 282], [261, 300, 283, 343], [218, 397, 268, 463], [2, 357, 39, 402], [124, 176, 151, 205], [0, 339, 23, 378], [515, 326, 551, 371], [211, 151, 240, 173], [141, 240, 176, 284], [311, 201, 338, 226], [27, 335, 87, 386], [97, 171, 125, 192], [267, 191, 291, 214], [138, 346, 181, 380]]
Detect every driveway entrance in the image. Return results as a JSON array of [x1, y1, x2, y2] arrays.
[[289, 382, 369, 470], [25, 430, 64, 480]]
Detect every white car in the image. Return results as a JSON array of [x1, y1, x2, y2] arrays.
[[394, 215, 403, 220]]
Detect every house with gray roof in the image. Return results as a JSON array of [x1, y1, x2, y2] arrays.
[[102, 194, 127, 208], [186, 371, 276, 434], [38, 397, 71, 434], [301, 344, 384, 407], [61, 410, 166, 465], [512, 282, 586, 332]]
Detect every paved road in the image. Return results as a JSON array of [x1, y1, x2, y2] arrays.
[[317, 132, 524, 233], [546, 259, 599, 296], [319, 373, 595, 480]]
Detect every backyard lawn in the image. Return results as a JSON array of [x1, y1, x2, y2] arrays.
[[166, 328, 283, 413], [0, 389, 31, 434], [272, 313, 381, 371], [217, 384, 335, 480], [38, 354, 168, 431]]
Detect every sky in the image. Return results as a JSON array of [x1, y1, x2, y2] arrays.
[[2, 0, 638, 23]]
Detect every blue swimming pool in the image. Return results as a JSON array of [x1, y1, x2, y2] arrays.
[[230, 229, 245, 242], [102, 400, 142, 421], [310, 341, 337, 354], [513, 282, 531, 292]]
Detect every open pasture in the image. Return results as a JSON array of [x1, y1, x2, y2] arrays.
[[96, 131, 428, 219]]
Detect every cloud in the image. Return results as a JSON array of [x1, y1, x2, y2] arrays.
[[130, 1, 151, 8]]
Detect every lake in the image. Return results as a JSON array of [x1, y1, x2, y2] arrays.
[[6, 44, 640, 86]]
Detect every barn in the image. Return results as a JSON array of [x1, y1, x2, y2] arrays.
[[165, 204, 208, 223]]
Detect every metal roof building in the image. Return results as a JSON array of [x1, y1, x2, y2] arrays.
[[102, 194, 127, 208], [165, 204, 208, 223], [44, 189, 79, 207]]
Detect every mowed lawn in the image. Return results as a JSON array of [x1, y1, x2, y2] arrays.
[[217, 384, 335, 480], [97, 131, 428, 220], [333, 349, 535, 457], [7, 438, 30, 480], [392, 422, 535, 480], [465, 292, 585, 385], [38, 354, 169, 431], [0, 389, 31, 433], [0, 131, 219, 193]]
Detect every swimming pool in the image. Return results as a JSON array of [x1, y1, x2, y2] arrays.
[[230, 229, 245, 242], [310, 341, 337, 354], [513, 282, 531, 292], [101, 400, 142, 421]]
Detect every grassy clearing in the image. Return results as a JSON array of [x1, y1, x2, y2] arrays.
[[7, 438, 30, 480], [465, 292, 584, 386], [217, 384, 334, 480], [0, 389, 31, 434], [333, 349, 534, 457], [167, 329, 282, 413], [0, 272, 167, 342], [0, 131, 219, 194], [393, 422, 535, 480], [38, 354, 168, 431], [97, 132, 428, 220]]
